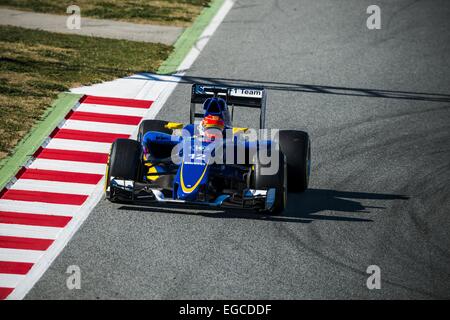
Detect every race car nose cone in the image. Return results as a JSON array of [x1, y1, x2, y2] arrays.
[[176, 159, 210, 201]]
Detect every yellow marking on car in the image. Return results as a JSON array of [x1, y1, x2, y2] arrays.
[[104, 151, 111, 192], [180, 162, 208, 193], [146, 164, 160, 181], [232, 127, 249, 134], [143, 158, 160, 181], [165, 122, 184, 129]]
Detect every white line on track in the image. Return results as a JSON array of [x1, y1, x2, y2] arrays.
[[0, 248, 43, 263], [179, 0, 235, 73], [0, 224, 61, 240], [10, 179, 96, 195]]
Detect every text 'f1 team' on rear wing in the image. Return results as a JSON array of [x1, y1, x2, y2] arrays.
[[190, 83, 267, 129]]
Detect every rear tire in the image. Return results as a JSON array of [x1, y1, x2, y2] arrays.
[[278, 130, 311, 193], [105, 139, 142, 202], [252, 150, 287, 214], [137, 120, 171, 143]]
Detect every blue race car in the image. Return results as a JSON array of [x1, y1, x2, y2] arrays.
[[104, 84, 311, 214]]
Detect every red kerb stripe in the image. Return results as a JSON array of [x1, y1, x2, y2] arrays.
[[1, 190, 87, 205], [0, 287, 14, 300], [0, 236, 53, 251], [35, 148, 108, 164], [52, 129, 129, 143], [82, 95, 152, 109], [0, 211, 72, 228], [0, 261, 33, 275], [68, 111, 142, 125], [18, 168, 103, 184]]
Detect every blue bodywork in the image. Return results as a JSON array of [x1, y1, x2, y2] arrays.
[[141, 128, 271, 203], [139, 97, 272, 204]]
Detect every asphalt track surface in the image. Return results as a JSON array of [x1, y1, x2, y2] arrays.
[[27, 0, 450, 299]]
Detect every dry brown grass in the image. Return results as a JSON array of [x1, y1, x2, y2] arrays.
[[0, 0, 211, 27]]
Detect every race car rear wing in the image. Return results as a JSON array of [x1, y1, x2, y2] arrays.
[[190, 84, 267, 129]]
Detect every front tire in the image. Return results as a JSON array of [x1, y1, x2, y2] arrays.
[[105, 138, 142, 202], [252, 150, 287, 214]]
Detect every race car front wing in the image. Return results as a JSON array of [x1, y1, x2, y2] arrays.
[[107, 178, 276, 212]]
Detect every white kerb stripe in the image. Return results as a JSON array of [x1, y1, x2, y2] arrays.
[[45, 139, 111, 154], [10, 179, 96, 196], [0, 248, 43, 263], [29, 158, 106, 175], [62, 119, 135, 135], [0, 274, 25, 288], [0, 224, 62, 240], [77, 103, 147, 117], [0, 200, 79, 217]]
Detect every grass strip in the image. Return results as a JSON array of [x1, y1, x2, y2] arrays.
[[0, 0, 211, 27]]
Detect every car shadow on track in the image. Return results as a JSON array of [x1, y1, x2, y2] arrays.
[[129, 73, 450, 103], [117, 188, 409, 224]]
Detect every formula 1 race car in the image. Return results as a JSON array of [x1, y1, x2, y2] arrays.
[[104, 84, 311, 214]]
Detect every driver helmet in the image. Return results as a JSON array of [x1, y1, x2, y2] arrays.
[[199, 97, 229, 140], [200, 114, 225, 140]]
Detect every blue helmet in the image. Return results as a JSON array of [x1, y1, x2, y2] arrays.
[[203, 97, 231, 126]]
